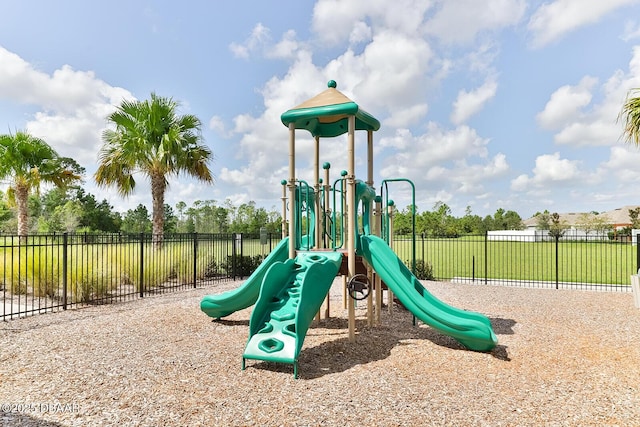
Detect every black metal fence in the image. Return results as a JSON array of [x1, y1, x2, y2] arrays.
[[1, 232, 279, 320], [393, 233, 639, 291], [3, 231, 636, 321]]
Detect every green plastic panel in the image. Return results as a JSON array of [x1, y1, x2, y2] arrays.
[[358, 235, 497, 352], [281, 102, 380, 137], [200, 237, 290, 319], [243, 251, 343, 364]]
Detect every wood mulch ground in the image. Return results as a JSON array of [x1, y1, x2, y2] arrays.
[[1, 279, 639, 426]]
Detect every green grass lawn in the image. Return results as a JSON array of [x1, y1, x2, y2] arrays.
[[393, 236, 637, 286]]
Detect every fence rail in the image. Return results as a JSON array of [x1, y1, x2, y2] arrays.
[[1, 232, 278, 320], [3, 231, 636, 321]]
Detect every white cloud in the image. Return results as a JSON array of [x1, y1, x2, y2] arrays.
[[602, 145, 640, 182], [510, 152, 590, 191], [425, 0, 526, 44], [537, 47, 640, 147], [208, 115, 226, 134], [536, 76, 597, 130], [353, 30, 434, 110], [378, 124, 508, 202], [554, 121, 618, 147], [312, 0, 432, 46], [0, 46, 133, 165], [449, 153, 510, 194], [621, 20, 640, 41], [466, 41, 500, 74], [267, 30, 301, 59], [219, 6, 452, 205], [311, 0, 367, 45], [450, 78, 498, 125], [379, 124, 489, 165], [349, 21, 372, 45], [229, 23, 271, 59], [528, 0, 639, 48], [384, 104, 429, 128]]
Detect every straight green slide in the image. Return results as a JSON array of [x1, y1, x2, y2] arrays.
[[358, 235, 497, 352], [242, 251, 343, 377], [200, 237, 290, 319]]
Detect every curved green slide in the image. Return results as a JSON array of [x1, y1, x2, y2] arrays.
[[358, 235, 497, 352], [242, 251, 343, 378], [200, 237, 290, 319]]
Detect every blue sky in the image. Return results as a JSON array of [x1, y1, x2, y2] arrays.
[[2, 0, 640, 219]]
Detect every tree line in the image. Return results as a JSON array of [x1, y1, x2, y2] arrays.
[[391, 202, 525, 237], [0, 185, 522, 236], [4, 185, 639, 238], [0, 186, 282, 235]]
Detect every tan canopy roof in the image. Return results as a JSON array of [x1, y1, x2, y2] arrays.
[[280, 80, 380, 138]]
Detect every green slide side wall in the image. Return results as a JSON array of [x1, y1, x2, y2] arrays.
[[359, 235, 497, 352], [243, 252, 342, 365], [200, 237, 290, 319]]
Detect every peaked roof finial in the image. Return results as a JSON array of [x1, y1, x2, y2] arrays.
[[281, 79, 380, 137]]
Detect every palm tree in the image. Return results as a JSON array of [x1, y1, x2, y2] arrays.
[[95, 93, 213, 248], [619, 88, 640, 145], [0, 131, 84, 236]]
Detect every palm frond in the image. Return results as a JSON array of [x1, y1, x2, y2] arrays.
[[618, 88, 640, 145]]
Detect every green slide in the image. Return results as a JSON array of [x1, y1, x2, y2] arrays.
[[242, 251, 342, 377], [200, 237, 290, 319], [358, 235, 497, 352]]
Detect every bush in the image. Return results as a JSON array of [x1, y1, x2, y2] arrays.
[[203, 257, 223, 278], [224, 255, 265, 278], [73, 275, 116, 303], [412, 259, 435, 280]]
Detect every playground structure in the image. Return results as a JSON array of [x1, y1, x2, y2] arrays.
[[201, 81, 497, 378]]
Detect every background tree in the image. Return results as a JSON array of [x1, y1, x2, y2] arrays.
[[163, 204, 178, 233], [38, 201, 83, 233], [0, 131, 84, 236], [459, 206, 484, 234], [549, 212, 567, 239], [618, 88, 640, 145], [628, 207, 640, 229], [393, 205, 415, 236], [35, 187, 122, 233], [74, 188, 122, 232], [175, 201, 187, 231], [578, 212, 612, 237], [0, 191, 14, 232], [121, 204, 152, 234], [421, 202, 459, 237], [95, 93, 213, 247], [492, 209, 524, 230], [534, 210, 551, 230]]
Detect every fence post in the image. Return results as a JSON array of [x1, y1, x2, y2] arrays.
[[62, 232, 68, 310], [472, 255, 475, 283], [239, 233, 244, 279], [484, 231, 488, 284], [139, 233, 144, 298], [193, 232, 198, 288], [637, 233, 640, 273], [232, 233, 238, 280], [555, 234, 559, 290]]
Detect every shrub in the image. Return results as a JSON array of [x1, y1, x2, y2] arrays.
[[412, 259, 435, 280], [224, 254, 265, 278]]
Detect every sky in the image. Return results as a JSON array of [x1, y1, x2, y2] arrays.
[[2, 0, 640, 220]]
